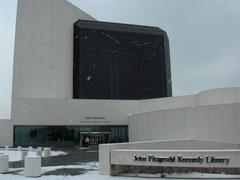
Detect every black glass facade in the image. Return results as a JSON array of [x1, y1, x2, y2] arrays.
[[73, 20, 172, 100], [14, 125, 128, 147]]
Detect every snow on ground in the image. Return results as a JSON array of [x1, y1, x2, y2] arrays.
[[40, 162, 99, 174], [0, 171, 144, 180], [49, 150, 67, 157], [1, 170, 240, 180], [0, 150, 66, 162], [122, 172, 240, 179], [1, 151, 240, 179], [0, 162, 240, 180], [0, 150, 22, 162]]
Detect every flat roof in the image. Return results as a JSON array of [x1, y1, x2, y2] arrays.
[[74, 20, 167, 35]]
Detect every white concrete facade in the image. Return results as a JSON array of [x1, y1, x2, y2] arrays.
[[12, 0, 95, 99], [129, 88, 240, 144], [11, 98, 138, 126], [0, 121, 13, 146], [129, 103, 240, 143], [4, 87, 240, 147], [11, 88, 240, 132]]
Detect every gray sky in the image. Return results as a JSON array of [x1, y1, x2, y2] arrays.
[[0, 0, 240, 119], [0, 0, 17, 119]]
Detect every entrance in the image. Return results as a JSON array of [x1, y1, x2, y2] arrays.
[[14, 125, 128, 147], [80, 132, 111, 148]]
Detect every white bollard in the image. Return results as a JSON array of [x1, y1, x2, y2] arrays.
[[4, 146, 8, 151], [43, 148, 51, 157], [17, 146, 22, 151], [24, 155, 41, 177], [27, 151, 37, 156], [0, 154, 9, 173], [21, 151, 28, 160], [36, 149, 42, 157], [27, 146, 37, 156]]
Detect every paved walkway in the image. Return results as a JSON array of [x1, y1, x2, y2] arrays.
[[42, 146, 98, 167]]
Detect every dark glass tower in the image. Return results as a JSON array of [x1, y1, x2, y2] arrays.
[[73, 20, 172, 99]]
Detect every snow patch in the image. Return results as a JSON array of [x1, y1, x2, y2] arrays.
[[0, 150, 66, 162], [86, 76, 91, 81], [1, 162, 240, 180], [49, 150, 67, 157], [0, 150, 22, 162]]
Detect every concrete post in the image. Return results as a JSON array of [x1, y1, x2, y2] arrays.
[[21, 151, 28, 160], [0, 154, 9, 173], [43, 148, 51, 157], [24, 156, 41, 177], [36, 149, 42, 157], [17, 146, 22, 151]]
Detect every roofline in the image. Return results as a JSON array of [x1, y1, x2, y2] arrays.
[[74, 19, 167, 35]]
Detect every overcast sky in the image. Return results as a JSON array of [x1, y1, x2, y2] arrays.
[[0, 0, 240, 119]]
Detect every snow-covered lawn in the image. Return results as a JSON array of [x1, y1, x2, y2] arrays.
[[1, 150, 240, 179], [0, 162, 240, 180]]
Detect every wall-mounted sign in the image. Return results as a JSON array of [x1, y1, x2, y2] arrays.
[[134, 155, 230, 165], [82, 116, 108, 123], [111, 150, 240, 168], [85, 116, 106, 120]]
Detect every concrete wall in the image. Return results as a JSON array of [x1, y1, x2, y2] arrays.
[[99, 139, 240, 175], [138, 95, 197, 113], [198, 88, 240, 106], [11, 98, 138, 125], [12, 0, 95, 99], [0, 121, 13, 146], [129, 103, 240, 143], [138, 87, 240, 113], [11, 88, 240, 135]]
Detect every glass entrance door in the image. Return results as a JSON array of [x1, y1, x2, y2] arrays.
[[80, 132, 111, 148]]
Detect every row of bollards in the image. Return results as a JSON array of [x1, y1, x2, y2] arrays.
[[0, 146, 52, 177]]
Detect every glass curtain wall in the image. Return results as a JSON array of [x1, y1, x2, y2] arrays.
[[14, 125, 128, 147]]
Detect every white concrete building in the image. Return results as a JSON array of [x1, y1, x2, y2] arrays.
[[129, 87, 240, 143], [98, 87, 240, 175], [12, 0, 95, 99], [1, 0, 239, 176], [0, 1, 240, 168], [2, 0, 240, 176]]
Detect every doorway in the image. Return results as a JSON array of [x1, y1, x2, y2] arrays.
[[80, 132, 111, 148]]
